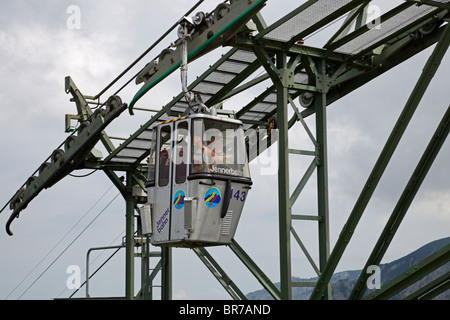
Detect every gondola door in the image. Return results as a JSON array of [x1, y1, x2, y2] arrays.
[[169, 120, 190, 242], [152, 124, 173, 243]]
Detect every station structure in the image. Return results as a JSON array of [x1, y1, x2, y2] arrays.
[[2, 0, 449, 300]]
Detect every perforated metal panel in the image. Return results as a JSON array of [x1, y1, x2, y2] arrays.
[[263, 0, 356, 42], [105, 0, 449, 166], [333, 2, 449, 55], [109, 129, 154, 164], [187, 49, 258, 114], [105, 49, 260, 165]]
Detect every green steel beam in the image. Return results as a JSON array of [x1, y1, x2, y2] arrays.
[[229, 240, 282, 300], [290, 226, 320, 277], [324, 2, 370, 48], [135, 258, 162, 300], [255, 0, 367, 47], [314, 59, 331, 299], [276, 51, 292, 300], [350, 105, 450, 300], [403, 271, 450, 300], [103, 170, 127, 198], [140, 237, 150, 300], [206, 58, 263, 107], [325, 2, 415, 51], [65, 76, 91, 122], [287, 0, 369, 48], [289, 159, 317, 208], [148, 259, 163, 300], [236, 36, 372, 69], [194, 247, 247, 300], [129, 0, 267, 114], [310, 22, 450, 300], [354, 10, 447, 59], [236, 85, 275, 119], [220, 73, 270, 103], [103, 47, 240, 165], [160, 247, 172, 300], [355, 2, 369, 29], [327, 3, 446, 59], [125, 172, 135, 300], [300, 23, 447, 122], [65, 77, 117, 153], [292, 215, 322, 222], [404, 0, 450, 10], [315, 24, 448, 123], [4, 0, 450, 303], [364, 244, 450, 300], [255, 0, 321, 40]]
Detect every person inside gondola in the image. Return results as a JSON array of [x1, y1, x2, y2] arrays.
[[159, 148, 170, 186]]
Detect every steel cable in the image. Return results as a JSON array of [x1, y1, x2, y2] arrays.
[[6, 188, 120, 300]]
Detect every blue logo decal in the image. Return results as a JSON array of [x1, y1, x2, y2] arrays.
[[204, 187, 221, 208], [173, 190, 186, 210]]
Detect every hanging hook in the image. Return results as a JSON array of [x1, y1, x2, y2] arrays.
[[178, 16, 214, 116]]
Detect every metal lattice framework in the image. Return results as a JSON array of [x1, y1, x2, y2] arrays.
[[2, 0, 449, 300]]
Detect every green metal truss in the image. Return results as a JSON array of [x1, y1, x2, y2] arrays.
[[2, 0, 449, 300]]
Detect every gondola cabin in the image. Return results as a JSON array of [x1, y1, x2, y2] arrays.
[[140, 113, 252, 247]]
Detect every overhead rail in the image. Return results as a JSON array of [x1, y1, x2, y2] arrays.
[[128, 0, 267, 115], [5, 95, 126, 236]]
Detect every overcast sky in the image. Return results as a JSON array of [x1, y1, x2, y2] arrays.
[[0, 0, 448, 300]]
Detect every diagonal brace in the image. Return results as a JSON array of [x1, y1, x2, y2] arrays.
[[194, 247, 247, 300], [229, 240, 282, 300], [350, 105, 450, 300], [364, 244, 450, 300], [310, 22, 450, 300]]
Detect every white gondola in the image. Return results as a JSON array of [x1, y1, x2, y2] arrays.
[[138, 13, 253, 247], [140, 113, 252, 248]]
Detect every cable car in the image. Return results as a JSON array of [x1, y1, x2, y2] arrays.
[[140, 112, 252, 248]]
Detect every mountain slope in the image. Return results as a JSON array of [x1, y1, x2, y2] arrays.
[[246, 237, 450, 300]]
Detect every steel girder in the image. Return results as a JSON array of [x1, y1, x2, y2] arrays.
[[311, 21, 450, 300], [2, 0, 449, 301]]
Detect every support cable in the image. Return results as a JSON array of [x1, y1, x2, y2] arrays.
[[4, 184, 116, 300], [71, 247, 122, 299], [93, 0, 206, 101], [12, 191, 121, 300]]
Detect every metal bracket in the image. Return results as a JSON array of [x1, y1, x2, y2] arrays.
[[65, 76, 91, 124]]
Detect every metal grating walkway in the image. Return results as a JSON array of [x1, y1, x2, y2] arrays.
[[328, 1, 450, 55], [106, 0, 450, 167], [105, 48, 263, 165]]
